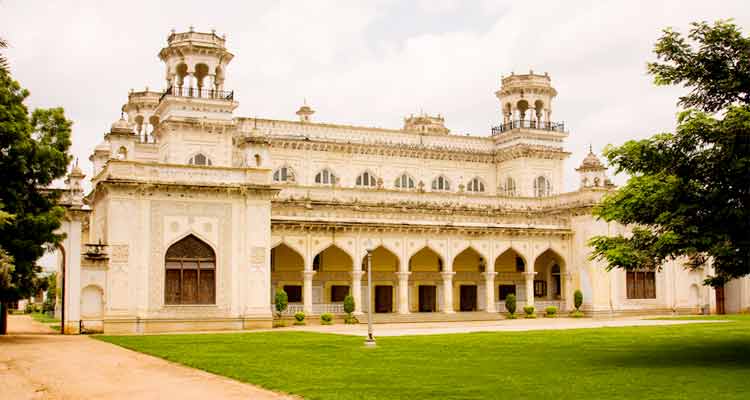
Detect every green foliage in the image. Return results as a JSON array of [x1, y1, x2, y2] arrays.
[[574, 290, 583, 311], [344, 315, 359, 324], [590, 20, 750, 287], [647, 20, 750, 113], [545, 306, 557, 317], [504, 294, 517, 316], [274, 290, 288, 319], [570, 310, 585, 318], [523, 305, 535, 318], [0, 37, 6, 73], [0, 67, 72, 306], [42, 273, 56, 313], [343, 295, 355, 314], [320, 313, 333, 325], [293, 312, 306, 325]]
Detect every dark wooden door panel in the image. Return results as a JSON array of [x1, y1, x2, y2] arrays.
[[375, 286, 392, 313]]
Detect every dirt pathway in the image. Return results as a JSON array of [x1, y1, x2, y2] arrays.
[[0, 315, 295, 400]]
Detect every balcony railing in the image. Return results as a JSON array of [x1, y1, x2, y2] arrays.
[[495, 300, 564, 313], [492, 120, 565, 135], [158, 85, 234, 102], [275, 303, 346, 316]]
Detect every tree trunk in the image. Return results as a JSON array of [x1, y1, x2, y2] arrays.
[[0, 302, 7, 335]]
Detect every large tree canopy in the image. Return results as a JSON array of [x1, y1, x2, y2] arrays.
[[0, 64, 72, 307], [589, 20, 750, 287]]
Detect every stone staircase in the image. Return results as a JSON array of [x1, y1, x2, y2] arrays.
[[359, 311, 504, 324]]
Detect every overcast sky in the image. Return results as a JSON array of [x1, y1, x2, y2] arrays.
[[2, 0, 749, 194]]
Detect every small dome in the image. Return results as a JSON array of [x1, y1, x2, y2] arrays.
[[296, 105, 314, 115], [110, 117, 133, 134], [577, 147, 606, 171]]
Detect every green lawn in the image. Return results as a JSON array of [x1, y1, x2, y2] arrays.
[[97, 317, 750, 400], [30, 311, 59, 324]]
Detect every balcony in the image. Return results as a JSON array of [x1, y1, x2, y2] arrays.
[[492, 120, 565, 136], [158, 85, 234, 102]]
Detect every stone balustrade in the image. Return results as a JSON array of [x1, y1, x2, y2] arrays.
[[94, 160, 271, 187]]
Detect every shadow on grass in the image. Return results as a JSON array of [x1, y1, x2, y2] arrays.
[[590, 339, 750, 369]]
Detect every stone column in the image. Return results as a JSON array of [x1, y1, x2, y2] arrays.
[[350, 270, 363, 315], [564, 272, 574, 312], [482, 272, 497, 312], [441, 272, 456, 313], [397, 272, 410, 314], [303, 270, 315, 315], [524, 271, 537, 308]]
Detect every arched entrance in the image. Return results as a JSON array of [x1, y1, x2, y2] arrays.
[[312, 245, 354, 314], [494, 248, 526, 311], [533, 249, 566, 311], [409, 247, 443, 312], [164, 234, 216, 305], [363, 246, 399, 314], [453, 247, 484, 312], [270, 243, 304, 314]]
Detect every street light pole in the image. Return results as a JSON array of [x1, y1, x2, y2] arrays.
[[365, 247, 376, 347]]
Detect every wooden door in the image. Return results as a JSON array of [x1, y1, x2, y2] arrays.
[[375, 286, 392, 313], [460, 285, 477, 311], [419, 285, 437, 312], [716, 286, 725, 314]]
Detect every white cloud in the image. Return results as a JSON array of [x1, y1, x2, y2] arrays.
[[1, 0, 748, 191]]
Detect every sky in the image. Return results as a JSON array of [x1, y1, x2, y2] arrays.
[[1, 0, 749, 196]]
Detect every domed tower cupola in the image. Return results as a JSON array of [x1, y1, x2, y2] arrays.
[[155, 27, 238, 122], [159, 27, 234, 95], [104, 114, 137, 162], [296, 101, 315, 123], [494, 70, 561, 133], [576, 145, 610, 189], [403, 112, 450, 135]]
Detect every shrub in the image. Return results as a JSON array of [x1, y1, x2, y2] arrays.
[[274, 289, 288, 320], [523, 305, 536, 318], [504, 294, 517, 316], [343, 295, 358, 324], [320, 313, 334, 325], [545, 306, 558, 317], [293, 312, 306, 325], [570, 310, 585, 318], [574, 289, 583, 311]]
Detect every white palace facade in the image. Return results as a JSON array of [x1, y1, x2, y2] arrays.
[[55, 29, 750, 334]]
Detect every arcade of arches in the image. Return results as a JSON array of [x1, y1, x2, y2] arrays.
[[270, 241, 567, 315]]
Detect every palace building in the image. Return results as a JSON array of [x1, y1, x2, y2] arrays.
[[55, 29, 749, 334]]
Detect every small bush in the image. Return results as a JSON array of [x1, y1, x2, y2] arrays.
[[343, 295, 355, 314], [274, 289, 288, 319], [320, 313, 334, 325], [345, 315, 359, 324], [545, 306, 558, 317], [504, 294, 517, 316], [523, 305, 536, 318], [574, 290, 583, 311], [293, 312, 306, 325], [570, 310, 585, 318]]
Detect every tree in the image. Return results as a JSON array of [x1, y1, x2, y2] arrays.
[[589, 20, 750, 288], [343, 294, 357, 324], [0, 36, 7, 73], [0, 60, 72, 334]]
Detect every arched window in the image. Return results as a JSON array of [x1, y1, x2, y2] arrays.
[[466, 177, 485, 193], [395, 173, 415, 190], [188, 153, 212, 166], [314, 168, 336, 185], [431, 175, 451, 191], [503, 177, 517, 196], [356, 171, 377, 188], [273, 166, 295, 182], [116, 146, 128, 160], [534, 176, 551, 197], [164, 234, 216, 305]]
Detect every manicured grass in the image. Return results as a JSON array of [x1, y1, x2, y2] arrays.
[[30, 311, 59, 324], [97, 318, 750, 400]]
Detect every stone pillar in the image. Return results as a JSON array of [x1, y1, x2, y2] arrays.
[[441, 272, 456, 313], [303, 270, 315, 315], [397, 272, 410, 314], [482, 272, 497, 312], [524, 272, 537, 307], [564, 272, 574, 312], [350, 270, 363, 315]]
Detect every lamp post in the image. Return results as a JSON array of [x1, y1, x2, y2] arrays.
[[364, 247, 376, 347]]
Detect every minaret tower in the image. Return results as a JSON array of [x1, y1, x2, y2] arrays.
[[576, 145, 609, 189], [493, 71, 570, 197]]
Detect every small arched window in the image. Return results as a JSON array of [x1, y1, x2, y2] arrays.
[[188, 153, 212, 166], [504, 177, 517, 196], [534, 176, 552, 197], [116, 146, 128, 160], [356, 171, 377, 188], [164, 234, 216, 305], [314, 168, 336, 185], [466, 177, 485, 193], [431, 175, 451, 191], [273, 166, 294, 182], [395, 173, 415, 190]]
